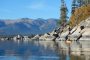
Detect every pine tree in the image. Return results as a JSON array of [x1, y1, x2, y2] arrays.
[[77, 0, 90, 7], [71, 0, 77, 14], [83, 0, 90, 5], [77, 0, 83, 7], [59, 0, 68, 27]]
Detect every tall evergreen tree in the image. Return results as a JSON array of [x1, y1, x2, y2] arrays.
[[59, 0, 68, 27], [77, 0, 90, 7], [71, 0, 77, 14], [83, 0, 90, 5], [77, 0, 83, 7]]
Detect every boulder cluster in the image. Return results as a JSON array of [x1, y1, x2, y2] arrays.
[[32, 17, 90, 42]]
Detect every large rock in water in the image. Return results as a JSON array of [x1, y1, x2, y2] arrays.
[[69, 17, 90, 41], [79, 17, 90, 40], [69, 26, 82, 40], [39, 33, 55, 41]]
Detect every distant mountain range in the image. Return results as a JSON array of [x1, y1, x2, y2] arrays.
[[0, 18, 58, 36]]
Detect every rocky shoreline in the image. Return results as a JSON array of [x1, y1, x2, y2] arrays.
[[36, 17, 90, 41], [0, 17, 90, 54], [32, 17, 90, 52]]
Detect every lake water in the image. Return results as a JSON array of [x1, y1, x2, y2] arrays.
[[0, 40, 90, 60]]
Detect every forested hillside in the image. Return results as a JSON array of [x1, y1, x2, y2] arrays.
[[69, 4, 90, 27]]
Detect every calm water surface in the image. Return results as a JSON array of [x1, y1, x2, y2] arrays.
[[0, 40, 90, 60]]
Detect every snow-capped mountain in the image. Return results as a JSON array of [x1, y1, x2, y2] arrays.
[[0, 18, 58, 36]]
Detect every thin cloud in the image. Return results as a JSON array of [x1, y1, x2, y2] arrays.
[[26, 2, 46, 10]]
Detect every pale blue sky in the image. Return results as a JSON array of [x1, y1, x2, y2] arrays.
[[0, 0, 72, 19]]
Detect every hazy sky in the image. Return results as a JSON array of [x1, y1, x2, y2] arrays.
[[0, 0, 72, 19]]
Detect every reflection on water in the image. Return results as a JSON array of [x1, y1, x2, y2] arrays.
[[0, 40, 90, 60], [56, 40, 90, 60], [0, 40, 59, 60]]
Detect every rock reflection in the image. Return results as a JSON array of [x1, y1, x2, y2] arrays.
[[38, 41, 56, 50], [59, 40, 90, 60], [36, 40, 90, 60], [0, 40, 90, 60]]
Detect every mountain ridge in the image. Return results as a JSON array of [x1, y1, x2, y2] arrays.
[[0, 18, 58, 36]]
